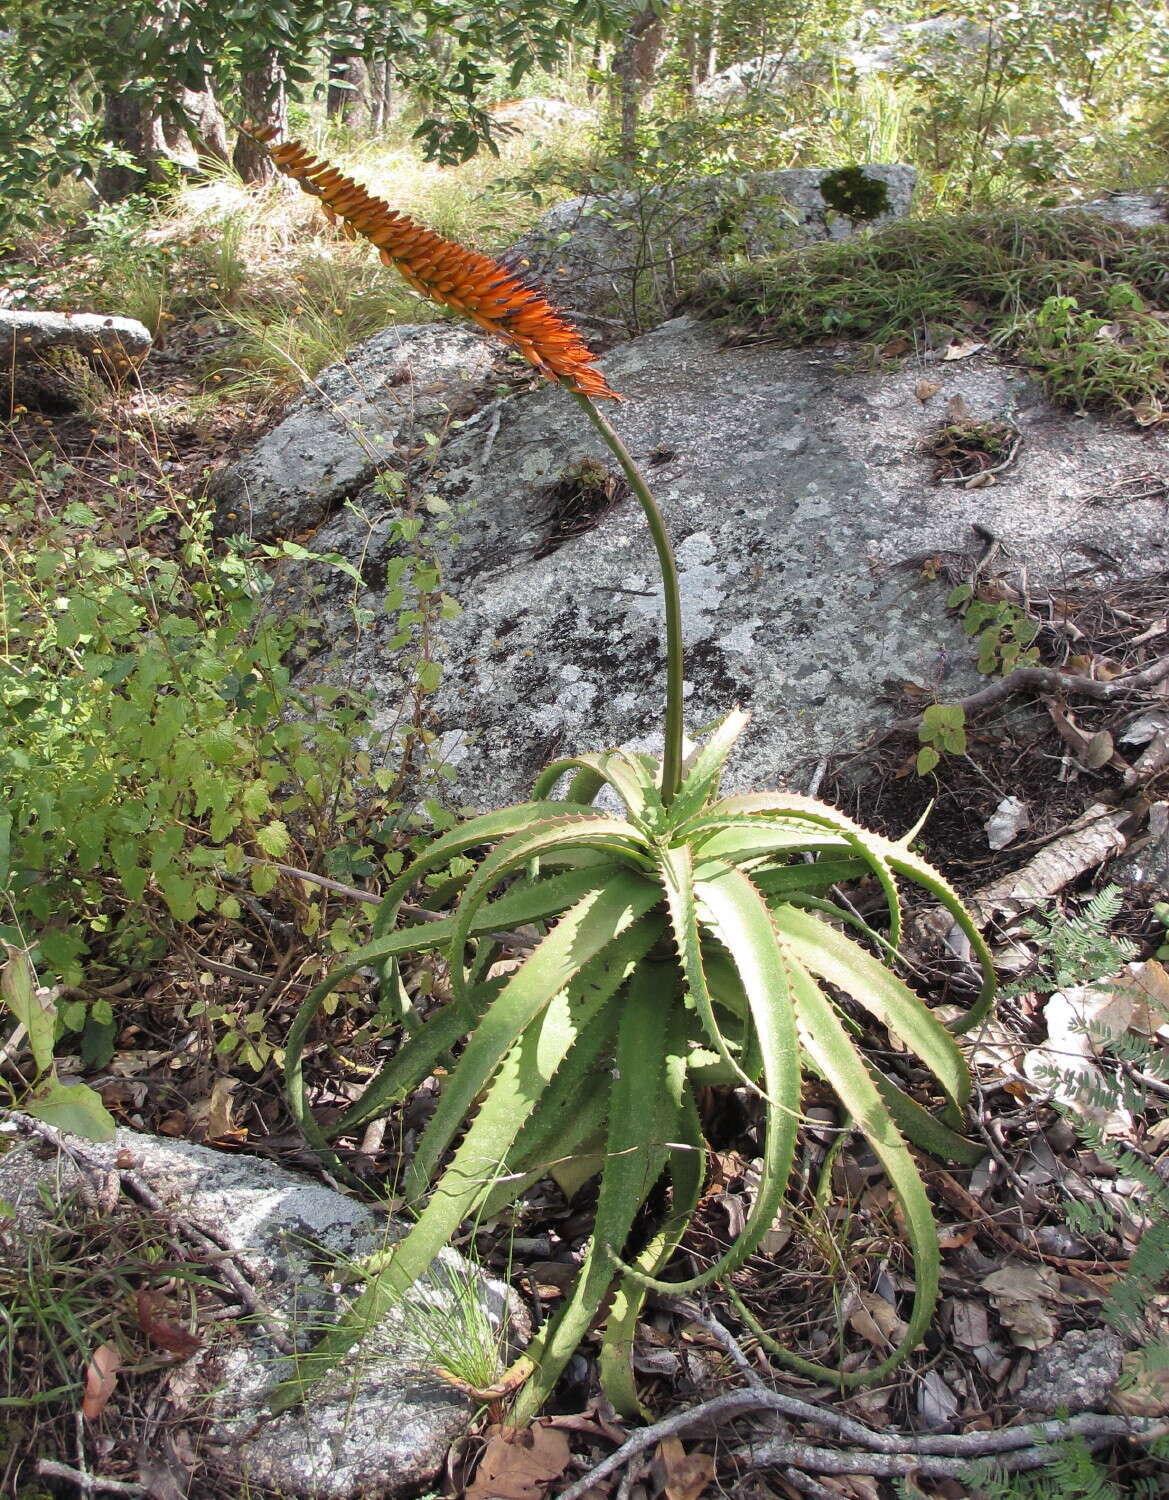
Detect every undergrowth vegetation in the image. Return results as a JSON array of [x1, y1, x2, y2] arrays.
[[0, 434, 465, 1082], [0, 1181, 214, 1488], [692, 210, 1169, 421]]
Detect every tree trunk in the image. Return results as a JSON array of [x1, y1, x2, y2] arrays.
[[368, 57, 394, 135], [586, 36, 604, 99], [697, 1, 717, 82], [327, 51, 370, 128], [611, 4, 665, 159], [678, 20, 697, 103], [180, 79, 231, 165], [96, 90, 171, 200], [234, 50, 287, 182]]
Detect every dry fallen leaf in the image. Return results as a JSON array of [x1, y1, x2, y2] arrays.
[[655, 1435, 716, 1500], [1022, 983, 1135, 1136], [985, 795, 1030, 850], [981, 1265, 1061, 1350], [1132, 399, 1166, 427], [1109, 960, 1169, 1037], [465, 1423, 572, 1500], [1110, 1351, 1169, 1417], [915, 378, 941, 403], [82, 1341, 121, 1421], [1119, 711, 1169, 747], [917, 1368, 960, 1426], [942, 339, 985, 361], [847, 1290, 907, 1349], [1083, 729, 1116, 770], [206, 1076, 239, 1140], [950, 1298, 990, 1349], [136, 1290, 202, 1358]]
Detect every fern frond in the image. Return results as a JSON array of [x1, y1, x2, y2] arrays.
[[967, 1436, 1121, 1499]]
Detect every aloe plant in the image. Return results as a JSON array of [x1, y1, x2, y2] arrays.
[[278, 709, 993, 1417], [244, 127, 996, 1420]]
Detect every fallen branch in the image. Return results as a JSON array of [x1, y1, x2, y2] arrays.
[[35, 1460, 144, 1496], [888, 652, 1169, 737], [554, 1384, 1166, 1500], [742, 1435, 1062, 1480]]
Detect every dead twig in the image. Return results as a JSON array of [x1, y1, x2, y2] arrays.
[[888, 652, 1169, 736], [554, 1384, 1166, 1500], [35, 1460, 144, 1496]]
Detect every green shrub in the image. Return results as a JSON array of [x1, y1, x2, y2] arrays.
[[0, 455, 449, 1067]]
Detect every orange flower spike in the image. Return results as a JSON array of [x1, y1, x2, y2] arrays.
[[240, 123, 620, 402]]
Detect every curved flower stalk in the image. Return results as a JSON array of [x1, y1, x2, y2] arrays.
[[241, 131, 997, 1420], [241, 124, 686, 801]]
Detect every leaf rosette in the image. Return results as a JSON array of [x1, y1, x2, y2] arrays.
[[279, 709, 993, 1417]]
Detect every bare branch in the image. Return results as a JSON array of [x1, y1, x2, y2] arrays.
[[888, 652, 1169, 736]]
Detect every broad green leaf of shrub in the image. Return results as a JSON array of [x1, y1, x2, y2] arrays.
[[22, 1079, 117, 1143]]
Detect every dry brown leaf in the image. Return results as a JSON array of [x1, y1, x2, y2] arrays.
[[837, 1477, 883, 1500], [465, 1423, 572, 1500], [206, 1075, 238, 1140], [937, 1221, 979, 1251], [847, 1291, 907, 1349], [950, 1299, 990, 1349], [942, 340, 985, 361], [981, 1264, 1061, 1350], [1083, 729, 1117, 769], [82, 1341, 121, 1421], [655, 1435, 716, 1500], [136, 1290, 202, 1358], [1111, 1352, 1169, 1416], [1110, 959, 1169, 1036], [137, 1435, 194, 1500], [915, 378, 941, 403], [958, 1014, 1025, 1078]]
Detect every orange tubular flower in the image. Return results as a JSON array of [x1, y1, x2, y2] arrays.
[[243, 124, 620, 401]]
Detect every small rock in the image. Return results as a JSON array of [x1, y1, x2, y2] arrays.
[[0, 1124, 518, 1499], [1017, 1328, 1125, 1414], [0, 309, 152, 368], [1, 309, 152, 411]]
